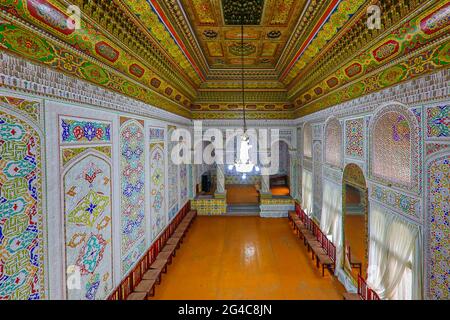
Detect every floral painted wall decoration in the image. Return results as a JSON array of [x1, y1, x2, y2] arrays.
[[427, 105, 449, 138], [63, 153, 113, 300], [149, 127, 166, 240], [167, 126, 179, 220], [119, 119, 146, 275]]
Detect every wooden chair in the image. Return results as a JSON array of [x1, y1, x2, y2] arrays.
[[368, 288, 381, 300], [316, 241, 336, 276], [346, 245, 363, 276], [343, 274, 366, 300]]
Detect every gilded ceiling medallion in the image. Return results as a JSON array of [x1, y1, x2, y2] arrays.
[[267, 30, 281, 39], [229, 43, 257, 56], [203, 30, 218, 38]]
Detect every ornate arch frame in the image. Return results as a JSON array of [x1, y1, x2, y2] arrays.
[[342, 163, 369, 284], [368, 102, 420, 193]]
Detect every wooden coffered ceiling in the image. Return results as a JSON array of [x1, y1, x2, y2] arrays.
[[0, 0, 448, 119]]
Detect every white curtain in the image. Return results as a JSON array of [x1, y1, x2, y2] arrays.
[[367, 202, 420, 300], [302, 169, 313, 216], [320, 179, 342, 270]]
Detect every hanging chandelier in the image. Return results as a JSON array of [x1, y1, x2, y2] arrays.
[[228, 4, 259, 180]]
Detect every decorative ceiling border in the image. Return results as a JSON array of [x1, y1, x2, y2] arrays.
[[280, 0, 342, 81], [158, 0, 210, 73], [191, 110, 294, 120], [74, 0, 198, 97], [0, 0, 196, 102], [291, 1, 449, 102], [0, 14, 192, 118], [0, 51, 192, 125], [294, 38, 449, 118], [145, 0, 206, 81], [294, 68, 449, 125]]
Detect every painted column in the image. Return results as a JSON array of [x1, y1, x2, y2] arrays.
[[260, 166, 272, 199], [215, 163, 226, 199], [289, 149, 297, 199]]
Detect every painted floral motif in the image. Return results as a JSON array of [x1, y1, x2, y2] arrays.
[[0, 109, 44, 300], [167, 126, 178, 219], [61, 118, 111, 144], [120, 120, 145, 275], [149, 127, 166, 240], [427, 105, 449, 138], [64, 155, 113, 300], [345, 118, 364, 159], [180, 164, 188, 205], [427, 155, 449, 300]]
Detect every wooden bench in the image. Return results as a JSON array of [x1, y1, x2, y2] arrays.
[[150, 256, 169, 274], [167, 237, 181, 247], [161, 243, 177, 256], [134, 277, 158, 298], [126, 292, 147, 300], [142, 269, 161, 284]]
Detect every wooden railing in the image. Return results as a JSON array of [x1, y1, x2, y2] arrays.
[[107, 201, 191, 300]]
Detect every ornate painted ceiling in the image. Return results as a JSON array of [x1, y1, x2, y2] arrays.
[[0, 0, 448, 119]]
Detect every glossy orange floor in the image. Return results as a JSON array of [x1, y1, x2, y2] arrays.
[[152, 216, 345, 300], [226, 185, 259, 204]]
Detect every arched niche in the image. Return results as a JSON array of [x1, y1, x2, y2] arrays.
[[61, 151, 113, 300], [269, 139, 291, 196], [342, 163, 368, 283], [369, 103, 419, 191], [325, 117, 343, 168]]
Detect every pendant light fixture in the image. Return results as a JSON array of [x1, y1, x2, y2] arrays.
[[228, 1, 259, 179]]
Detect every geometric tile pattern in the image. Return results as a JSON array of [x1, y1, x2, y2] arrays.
[[426, 154, 450, 300], [0, 109, 45, 300], [345, 118, 364, 159]]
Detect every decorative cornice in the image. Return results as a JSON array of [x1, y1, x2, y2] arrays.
[[295, 68, 449, 125], [0, 52, 192, 125]]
